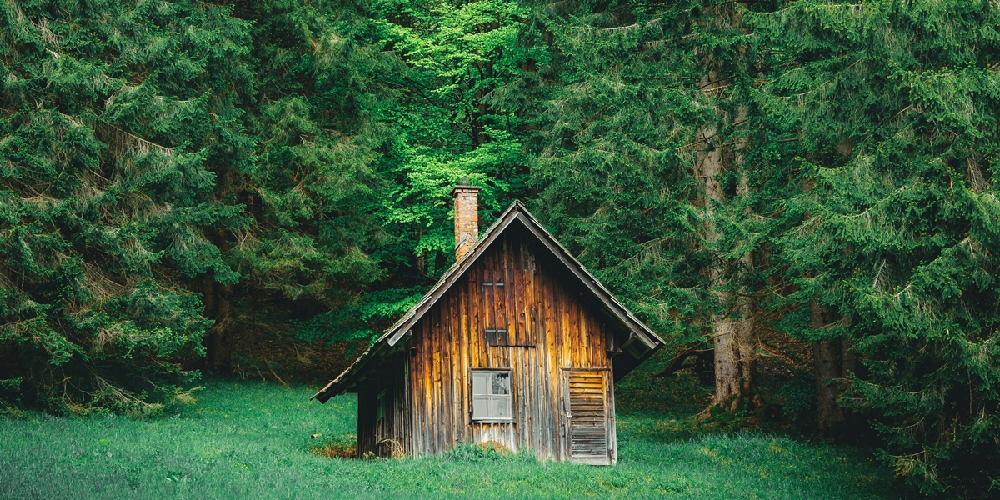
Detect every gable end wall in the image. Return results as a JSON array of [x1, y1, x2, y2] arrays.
[[392, 228, 620, 461]]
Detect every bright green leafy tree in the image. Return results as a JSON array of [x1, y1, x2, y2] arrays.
[[300, 0, 544, 344], [370, 0, 539, 276]]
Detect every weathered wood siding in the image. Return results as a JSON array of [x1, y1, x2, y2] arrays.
[[394, 228, 620, 462], [357, 352, 411, 458]]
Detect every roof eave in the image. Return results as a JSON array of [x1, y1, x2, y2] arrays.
[[313, 200, 665, 402]]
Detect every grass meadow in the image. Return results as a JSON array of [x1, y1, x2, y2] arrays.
[[0, 378, 902, 500]]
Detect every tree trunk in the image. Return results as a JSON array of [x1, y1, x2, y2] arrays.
[[813, 339, 844, 432], [698, 125, 758, 412], [202, 226, 235, 373], [695, 1, 758, 412], [203, 278, 234, 372], [209, 283, 234, 371], [811, 300, 848, 433], [841, 336, 860, 377], [713, 296, 757, 411]]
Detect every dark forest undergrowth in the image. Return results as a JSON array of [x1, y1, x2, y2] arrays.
[[0, 366, 902, 500]]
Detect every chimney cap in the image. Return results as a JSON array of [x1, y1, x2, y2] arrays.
[[450, 184, 481, 197]]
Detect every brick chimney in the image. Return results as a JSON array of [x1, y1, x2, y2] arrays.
[[450, 183, 481, 260]]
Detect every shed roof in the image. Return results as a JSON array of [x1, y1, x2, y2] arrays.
[[313, 201, 663, 402]]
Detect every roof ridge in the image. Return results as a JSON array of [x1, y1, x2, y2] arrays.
[[312, 200, 662, 402]]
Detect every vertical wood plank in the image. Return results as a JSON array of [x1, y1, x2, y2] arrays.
[[444, 289, 455, 451], [579, 298, 590, 367], [458, 276, 470, 444], [559, 279, 571, 369], [604, 370, 618, 465], [433, 303, 444, 453], [544, 265, 561, 457], [477, 255, 488, 368], [412, 328, 422, 455], [423, 310, 433, 453], [469, 258, 482, 370]]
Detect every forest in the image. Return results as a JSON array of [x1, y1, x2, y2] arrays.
[[1, 0, 998, 497]]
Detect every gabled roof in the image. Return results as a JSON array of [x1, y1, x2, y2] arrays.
[[313, 201, 663, 402]]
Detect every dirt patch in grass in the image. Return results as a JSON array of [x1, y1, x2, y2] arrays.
[[310, 433, 358, 459], [311, 440, 357, 459]]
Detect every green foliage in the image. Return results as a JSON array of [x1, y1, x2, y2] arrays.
[[0, 0, 396, 409], [752, 0, 1000, 495], [238, 0, 390, 306], [295, 287, 425, 344], [0, 0, 247, 412], [363, 0, 539, 279], [775, 371, 816, 430], [528, 1, 719, 345]]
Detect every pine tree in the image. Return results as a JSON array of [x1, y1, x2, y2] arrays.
[[0, 0, 395, 408], [531, 0, 767, 411], [0, 0, 248, 413], [753, 0, 1000, 494]]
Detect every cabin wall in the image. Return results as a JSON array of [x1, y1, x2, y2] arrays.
[[357, 352, 411, 458], [406, 230, 619, 461]]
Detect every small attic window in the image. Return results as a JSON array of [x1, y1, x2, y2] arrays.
[[482, 267, 509, 345], [485, 328, 509, 347], [471, 370, 512, 421], [481, 270, 504, 290], [482, 273, 503, 291]]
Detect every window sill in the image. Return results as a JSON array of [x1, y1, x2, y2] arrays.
[[470, 418, 515, 424]]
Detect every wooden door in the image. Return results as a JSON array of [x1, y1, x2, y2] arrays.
[[561, 369, 612, 465]]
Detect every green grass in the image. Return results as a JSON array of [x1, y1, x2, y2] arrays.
[[0, 380, 900, 500]]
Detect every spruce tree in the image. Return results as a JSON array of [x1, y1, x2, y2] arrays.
[[754, 0, 1000, 494], [531, 0, 767, 411], [0, 0, 249, 413]]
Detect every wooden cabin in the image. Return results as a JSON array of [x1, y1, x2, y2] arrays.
[[313, 187, 662, 465]]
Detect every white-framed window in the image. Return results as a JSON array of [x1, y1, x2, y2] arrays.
[[471, 370, 512, 421]]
